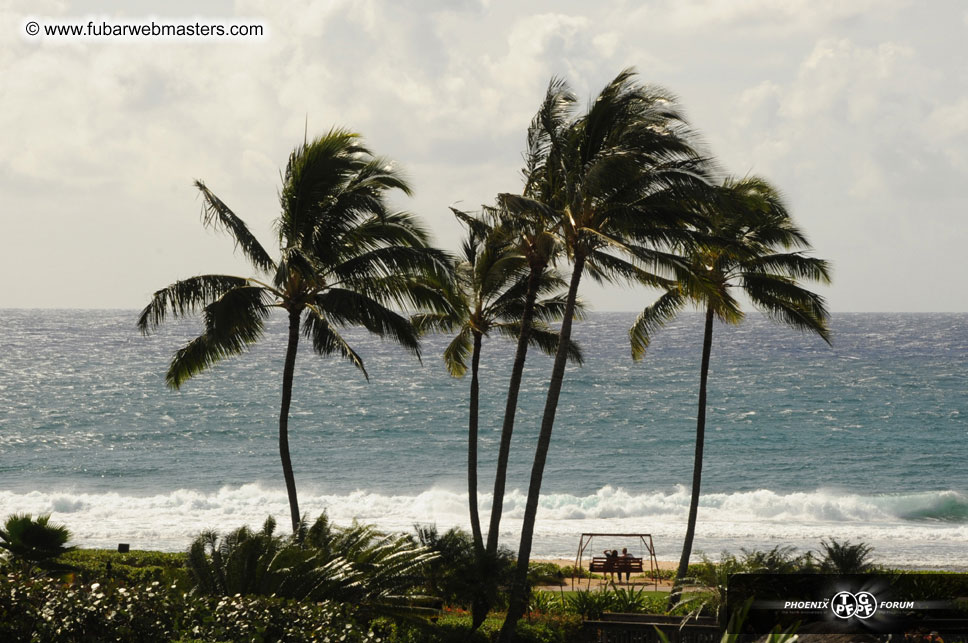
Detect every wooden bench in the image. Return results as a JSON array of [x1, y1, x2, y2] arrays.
[[588, 556, 644, 574]]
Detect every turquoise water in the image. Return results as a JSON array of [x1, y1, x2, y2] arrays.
[[1, 310, 966, 566]]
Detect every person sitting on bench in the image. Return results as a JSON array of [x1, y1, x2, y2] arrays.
[[621, 547, 633, 583], [602, 549, 618, 582]]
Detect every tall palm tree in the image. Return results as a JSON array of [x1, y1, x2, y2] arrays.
[[139, 129, 453, 533], [417, 208, 582, 555], [484, 85, 569, 566], [498, 69, 710, 641], [628, 176, 831, 594]]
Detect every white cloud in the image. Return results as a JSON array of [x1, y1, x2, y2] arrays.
[[1, 0, 967, 311], [627, 0, 908, 34]]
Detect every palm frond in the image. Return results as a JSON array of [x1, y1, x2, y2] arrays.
[[315, 291, 420, 359], [410, 312, 461, 335], [334, 245, 455, 289], [302, 306, 368, 379], [137, 274, 251, 335], [195, 181, 276, 273], [741, 272, 831, 343], [742, 252, 832, 284], [450, 206, 493, 248], [585, 248, 676, 289], [494, 321, 583, 365], [629, 290, 686, 361], [442, 327, 473, 378], [165, 286, 273, 389]]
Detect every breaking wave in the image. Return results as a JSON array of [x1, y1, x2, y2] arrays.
[[2, 484, 968, 567]]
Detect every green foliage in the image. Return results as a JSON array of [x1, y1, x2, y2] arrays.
[[429, 208, 584, 376], [380, 620, 490, 643], [672, 547, 816, 620], [383, 611, 581, 643], [186, 514, 438, 624], [740, 545, 815, 574], [671, 542, 875, 622], [563, 587, 615, 620], [671, 552, 747, 622], [528, 589, 564, 614], [515, 615, 583, 643], [608, 585, 651, 612], [655, 598, 799, 643], [140, 131, 453, 389], [0, 513, 76, 575], [527, 561, 568, 586], [0, 573, 375, 643], [529, 587, 672, 619], [818, 538, 876, 573], [558, 564, 602, 580], [60, 548, 189, 587], [415, 525, 514, 610]]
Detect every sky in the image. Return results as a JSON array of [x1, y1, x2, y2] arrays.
[[2, 0, 967, 312]]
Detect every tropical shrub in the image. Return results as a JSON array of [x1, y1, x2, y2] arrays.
[[0, 573, 375, 642], [563, 587, 615, 620], [0, 513, 76, 575], [527, 561, 568, 587], [818, 538, 876, 573], [740, 545, 815, 573], [528, 589, 564, 614], [515, 616, 583, 643], [60, 549, 189, 587], [671, 552, 746, 621], [608, 585, 651, 613], [383, 611, 581, 643], [415, 525, 482, 607], [187, 514, 438, 624]]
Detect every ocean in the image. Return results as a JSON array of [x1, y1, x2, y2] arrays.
[[1, 310, 966, 568]]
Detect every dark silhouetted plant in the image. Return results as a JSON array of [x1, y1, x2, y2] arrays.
[[818, 538, 875, 573], [0, 513, 76, 576], [187, 513, 438, 624]]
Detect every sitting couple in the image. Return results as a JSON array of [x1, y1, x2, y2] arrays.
[[602, 547, 634, 583]]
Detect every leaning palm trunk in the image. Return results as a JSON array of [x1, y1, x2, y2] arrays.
[[499, 256, 584, 642], [468, 331, 484, 552], [474, 267, 542, 630], [279, 310, 303, 532], [670, 305, 714, 606], [485, 266, 543, 555]]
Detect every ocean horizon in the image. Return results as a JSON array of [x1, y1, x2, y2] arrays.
[[1, 309, 966, 568]]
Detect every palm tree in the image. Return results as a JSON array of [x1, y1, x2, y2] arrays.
[[628, 176, 831, 595], [0, 513, 75, 575], [139, 129, 453, 533], [418, 208, 582, 554], [484, 86, 570, 567], [498, 69, 710, 641]]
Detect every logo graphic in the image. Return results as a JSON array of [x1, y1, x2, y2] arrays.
[[832, 591, 877, 619]]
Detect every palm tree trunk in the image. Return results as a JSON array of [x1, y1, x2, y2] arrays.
[[673, 305, 714, 593], [499, 255, 584, 643], [468, 331, 484, 553], [279, 309, 302, 533], [486, 265, 543, 555]]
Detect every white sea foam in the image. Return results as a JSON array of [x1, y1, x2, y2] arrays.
[[2, 485, 966, 567]]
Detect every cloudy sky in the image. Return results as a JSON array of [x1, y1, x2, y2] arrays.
[[3, 0, 966, 312]]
